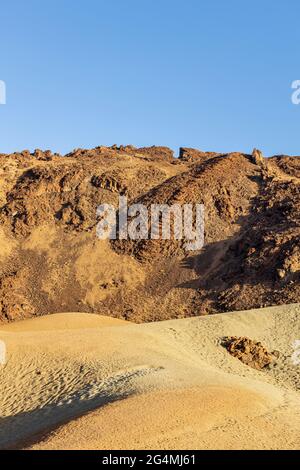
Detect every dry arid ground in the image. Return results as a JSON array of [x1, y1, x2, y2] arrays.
[[0, 145, 299, 450], [0, 305, 299, 450]]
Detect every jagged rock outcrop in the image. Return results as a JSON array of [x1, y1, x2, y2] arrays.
[[223, 336, 276, 370], [179, 147, 221, 162]]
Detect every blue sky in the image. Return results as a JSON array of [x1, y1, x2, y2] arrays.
[[1, 0, 300, 156]]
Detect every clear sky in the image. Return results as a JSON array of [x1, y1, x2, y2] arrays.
[[1, 0, 300, 156]]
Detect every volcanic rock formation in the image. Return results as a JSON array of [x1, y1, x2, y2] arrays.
[[0, 146, 299, 322]]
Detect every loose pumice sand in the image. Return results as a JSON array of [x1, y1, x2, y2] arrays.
[[0, 305, 299, 450]]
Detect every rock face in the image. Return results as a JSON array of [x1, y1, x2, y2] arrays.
[[251, 148, 264, 165], [0, 146, 299, 322], [223, 336, 275, 370], [178, 147, 221, 162], [113, 152, 259, 260]]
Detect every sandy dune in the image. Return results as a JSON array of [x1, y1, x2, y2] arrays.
[[0, 305, 299, 450]]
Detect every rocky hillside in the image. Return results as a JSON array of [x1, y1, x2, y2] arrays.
[[0, 145, 299, 322]]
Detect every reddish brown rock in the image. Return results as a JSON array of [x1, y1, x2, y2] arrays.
[[223, 336, 275, 370]]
